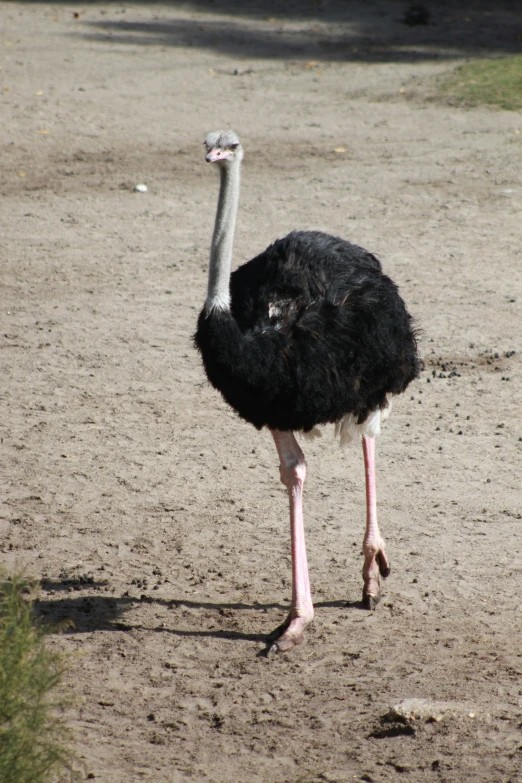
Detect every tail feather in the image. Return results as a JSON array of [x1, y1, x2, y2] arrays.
[[335, 399, 392, 447]]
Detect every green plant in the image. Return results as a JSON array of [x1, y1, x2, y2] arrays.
[[439, 56, 522, 111], [0, 573, 79, 783]]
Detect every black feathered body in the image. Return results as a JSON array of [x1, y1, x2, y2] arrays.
[[195, 230, 420, 432]]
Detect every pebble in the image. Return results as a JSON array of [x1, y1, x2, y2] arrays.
[[384, 699, 478, 723]]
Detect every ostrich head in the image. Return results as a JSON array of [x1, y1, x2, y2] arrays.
[[204, 130, 243, 164]]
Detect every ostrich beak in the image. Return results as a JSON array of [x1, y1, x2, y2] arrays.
[[205, 148, 234, 163]]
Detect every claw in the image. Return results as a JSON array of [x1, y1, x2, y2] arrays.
[[268, 634, 304, 654], [265, 612, 311, 653], [266, 619, 291, 645], [377, 551, 391, 579]]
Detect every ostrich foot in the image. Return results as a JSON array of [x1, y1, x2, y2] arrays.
[[362, 543, 390, 610], [266, 608, 314, 654]]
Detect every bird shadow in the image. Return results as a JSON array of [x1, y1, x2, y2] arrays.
[[35, 579, 368, 650]]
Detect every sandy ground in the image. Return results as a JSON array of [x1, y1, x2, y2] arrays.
[[1, 1, 522, 781]]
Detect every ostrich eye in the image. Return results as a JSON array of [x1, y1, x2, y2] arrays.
[[230, 142, 239, 150]]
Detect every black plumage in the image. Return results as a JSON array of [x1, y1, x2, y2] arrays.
[[195, 229, 420, 433]]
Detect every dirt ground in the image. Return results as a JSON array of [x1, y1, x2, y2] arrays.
[[1, 1, 522, 781]]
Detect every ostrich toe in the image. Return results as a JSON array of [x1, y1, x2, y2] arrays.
[[266, 610, 313, 654]]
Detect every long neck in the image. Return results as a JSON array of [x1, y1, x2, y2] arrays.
[[205, 159, 241, 314]]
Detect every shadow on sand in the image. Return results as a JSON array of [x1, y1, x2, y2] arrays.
[[10, 1, 521, 62], [35, 580, 368, 648]]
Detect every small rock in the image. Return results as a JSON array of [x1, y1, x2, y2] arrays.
[[134, 183, 148, 193], [384, 698, 477, 723]]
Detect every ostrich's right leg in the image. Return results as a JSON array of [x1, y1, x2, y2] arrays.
[[361, 435, 390, 609], [268, 430, 314, 653]]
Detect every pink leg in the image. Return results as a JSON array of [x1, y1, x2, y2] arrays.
[[268, 430, 314, 652], [362, 436, 390, 609]]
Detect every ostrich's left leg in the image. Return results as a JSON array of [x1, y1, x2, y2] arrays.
[[362, 436, 390, 609], [268, 430, 314, 653]]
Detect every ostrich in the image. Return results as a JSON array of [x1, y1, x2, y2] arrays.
[[195, 130, 420, 653]]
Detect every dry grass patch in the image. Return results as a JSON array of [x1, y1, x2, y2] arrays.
[[438, 56, 522, 111]]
